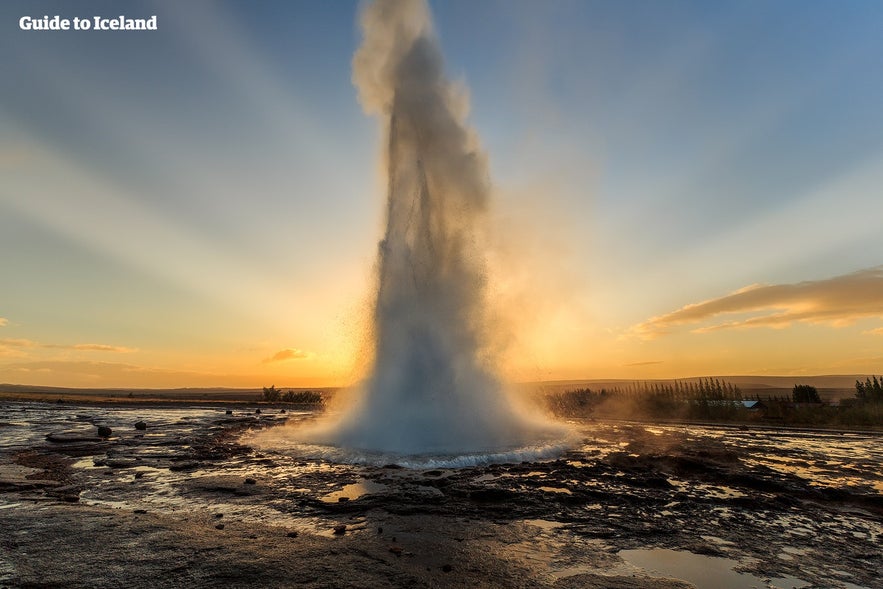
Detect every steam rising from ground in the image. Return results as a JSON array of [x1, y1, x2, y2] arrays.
[[252, 0, 569, 462]]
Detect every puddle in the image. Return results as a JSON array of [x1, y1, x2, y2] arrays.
[[320, 479, 388, 503], [523, 519, 564, 531], [620, 548, 809, 589], [539, 486, 572, 494]]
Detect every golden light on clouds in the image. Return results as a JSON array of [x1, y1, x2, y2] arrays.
[[263, 348, 312, 364], [632, 267, 883, 339], [0, 338, 136, 354]]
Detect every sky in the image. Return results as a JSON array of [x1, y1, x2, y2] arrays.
[[2, 0, 882, 388]]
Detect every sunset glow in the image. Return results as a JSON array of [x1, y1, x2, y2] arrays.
[[2, 1, 882, 388]]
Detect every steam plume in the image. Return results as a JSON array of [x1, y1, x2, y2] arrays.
[[258, 0, 567, 459]]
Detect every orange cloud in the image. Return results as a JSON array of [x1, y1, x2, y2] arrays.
[[0, 338, 136, 353], [623, 360, 664, 367], [263, 348, 310, 363], [632, 266, 883, 338], [0, 318, 7, 327]]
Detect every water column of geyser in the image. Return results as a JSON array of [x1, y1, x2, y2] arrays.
[[268, 0, 569, 462]]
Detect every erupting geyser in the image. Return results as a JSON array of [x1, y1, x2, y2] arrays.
[[254, 0, 569, 463]]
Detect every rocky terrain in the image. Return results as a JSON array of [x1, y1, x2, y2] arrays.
[[0, 402, 880, 588]]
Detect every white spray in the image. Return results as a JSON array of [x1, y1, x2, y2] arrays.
[[254, 0, 569, 461]]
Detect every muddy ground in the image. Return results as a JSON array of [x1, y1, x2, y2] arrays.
[[0, 403, 880, 588]]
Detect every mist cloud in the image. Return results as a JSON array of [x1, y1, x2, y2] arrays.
[[632, 266, 883, 338]]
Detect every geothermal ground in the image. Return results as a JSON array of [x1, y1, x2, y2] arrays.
[[0, 401, 880, 588]]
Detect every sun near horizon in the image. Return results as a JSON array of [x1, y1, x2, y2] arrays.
[[2, 1, 883, 390]]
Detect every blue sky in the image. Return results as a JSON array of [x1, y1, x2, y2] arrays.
[[2, 0, 882, 386]]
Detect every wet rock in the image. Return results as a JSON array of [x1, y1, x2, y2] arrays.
[[469, 488, 516, 502], [97, 426, 112, 438], [45, 432, 102, 443], [134, 421, 147, 430]]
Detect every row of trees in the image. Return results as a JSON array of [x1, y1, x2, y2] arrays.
[[544, 378, 750, 420], [614, 378, 744, 400], [855, 376, 883, 403], [261, 385, 323, 404]]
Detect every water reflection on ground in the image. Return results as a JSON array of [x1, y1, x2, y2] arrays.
[[0, 402, 880, 588]]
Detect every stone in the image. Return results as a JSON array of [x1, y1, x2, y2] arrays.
[[333, 524, 346, 535], [215, 523, 225, 530], [244, 478, 256, 485], [46, 432, 102, 443], [97, 425, 112, 438], [134, 421, 147, 430], [286, 531, 298, 538]]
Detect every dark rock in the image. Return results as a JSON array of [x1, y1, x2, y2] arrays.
[[134, 421, 147, 430], [134, 472, 145, 479], [469, 488, 516, 502], [215, 513, 223, 518], [133, 509, 147, 514], [215, 523, 225, 530], [225, 410, 233, 415], [389, 545, 403, 556], [62, 495, 80, 503], [254, 409, 261, 415], [338, 496, 349, 502], [46, 432, 102, 443], [244, 478, 257, 485], [442, 564, 453, 573], [280, 409, 286, 414], [333, 524, 347, 535], [97, 425, 112, 438], [378, 527, 383, 534], [286, 531, 298, 538]]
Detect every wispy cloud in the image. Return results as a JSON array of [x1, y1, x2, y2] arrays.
[[0, 338, 136, 353], [864, 327, 883, 336], [631, 266, 883, 338], [623, 360, 664, 367], [263, 348, 311, 364], [0, 318, 7, 327]]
